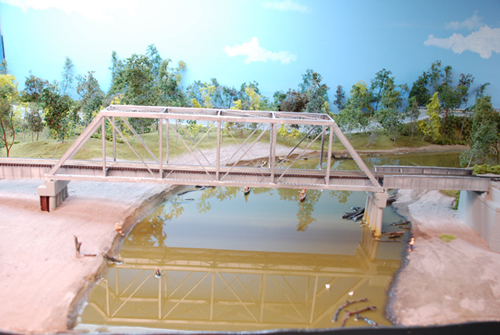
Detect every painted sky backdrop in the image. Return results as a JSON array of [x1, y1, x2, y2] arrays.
[[1, 0, 499, 109]]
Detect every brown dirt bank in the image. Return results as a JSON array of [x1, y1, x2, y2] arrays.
[[0, 180, 180, 334], [387, 189, 500, 326], [337, 144, 467, 155]]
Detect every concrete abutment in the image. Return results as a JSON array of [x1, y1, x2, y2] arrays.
[[363, 191, 389, 237], [37, 180, 70, 212], [458, 187, 500, 252]]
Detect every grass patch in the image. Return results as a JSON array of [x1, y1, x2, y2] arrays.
[[3, 125, 453, 160], [438, 234, 457, 242]]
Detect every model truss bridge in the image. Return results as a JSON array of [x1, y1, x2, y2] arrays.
[[0, 105, 490, 236]]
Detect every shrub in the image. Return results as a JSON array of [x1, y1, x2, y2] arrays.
[[439, 234, 456, 242], [473, 164, 500, 175]]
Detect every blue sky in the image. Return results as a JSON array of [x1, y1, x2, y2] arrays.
[[1, 0, 499, 109]]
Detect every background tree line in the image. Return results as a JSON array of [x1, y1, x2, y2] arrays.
[[0, 46, 497, 167]]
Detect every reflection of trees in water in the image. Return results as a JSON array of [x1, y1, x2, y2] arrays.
[[329, 190, 353, 204], [127, 203, 185, 248], [196, 187, 238, 213], [295, 190, 321, 232], [276, 188, 321, 232]]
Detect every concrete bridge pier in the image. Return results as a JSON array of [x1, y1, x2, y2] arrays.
[[37, 180, 70, 212], [363, 191, 389, 237]]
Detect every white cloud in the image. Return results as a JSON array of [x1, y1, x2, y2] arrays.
[[445, 10, 484, 30], [424, 25, 500, 59], [262, 0, 310, 13], [0, 0, 138, 21], [225, 37, 297, 64]]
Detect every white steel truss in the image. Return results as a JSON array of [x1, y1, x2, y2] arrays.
[[45, 105, 384, 192]]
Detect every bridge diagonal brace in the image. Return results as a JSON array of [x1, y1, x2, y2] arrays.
[[217, 272, 258, 323], [275, 125, 317, 170], [169, 122, 214, 167], [120, 117, 160, 164], [106, 117, 156, 178], [167, 122, 214, 180], [221, 123, 263, 167], [221, 124, 271, 182], [331, 122, 382, 190], [47, 113, 105, 177], [276, 128, 325, 183], [222, 125, 264, 168], [111, 274, 154, 317], [268, 275, 308, 324], [175, 120, 213, 166], [163, 272, 210, 320]]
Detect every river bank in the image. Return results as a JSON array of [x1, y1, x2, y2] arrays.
[[388, 188, 500, 325], [0, 180, 180, 333]]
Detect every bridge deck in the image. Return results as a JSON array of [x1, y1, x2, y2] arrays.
[[0, 158, 491, 192]]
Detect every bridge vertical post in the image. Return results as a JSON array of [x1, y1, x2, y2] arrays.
[[319, 126, 325, 169], [325, 126, 333, 185], [112, 116, 116, 162], [270, 123, 277, 183], [216, 121, 221, 181], [102, 118, 106, 177], [159, 118, 163, 179], [363, 191, 389, 238], [166, 119, 169, 164]]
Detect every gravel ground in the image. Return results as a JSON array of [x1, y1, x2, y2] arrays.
[[388, 189, 500, 326]]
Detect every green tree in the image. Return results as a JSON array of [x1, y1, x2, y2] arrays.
[[0, 60, 7, 75], [25, 105, 44, 141], [20, 72, 49, 103], [61, 56, 75, 96], [337, 81, 372, 138], [418, 92, 441, 142], [157, 58, 186, 106], [333, 85, 345, 111], [299, 69, 330, 113], [121, 53, 159, 135], [375, 77, 403, 144], [279, 89, 308, 112], [405, 96, 420, 141], [108, 51, 126, 95], [0, 74, 19, 156], [460, 95, 500, 166], [39, 83, 73, 142], [370, 68, 392, 111], [76, 71, 104, 126], [457, 73, 475, 140], [409, 71, 430, 106], [222, 86, 240, 109]]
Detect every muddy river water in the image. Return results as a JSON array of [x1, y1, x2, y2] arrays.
[[76, 152, 462, 332]]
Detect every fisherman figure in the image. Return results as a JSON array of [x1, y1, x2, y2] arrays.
[[409, 238, 415, 252]]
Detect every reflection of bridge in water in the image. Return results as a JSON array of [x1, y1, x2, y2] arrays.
[[82, 228, 400, 331]]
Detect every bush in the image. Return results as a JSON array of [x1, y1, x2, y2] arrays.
[[439, 234, 456, 242], [473, 164, 500, 175], [433, 138, 455, 145]]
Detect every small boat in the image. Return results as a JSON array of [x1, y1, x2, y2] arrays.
[[243, 187, 251, 195], [299, 189, 307, 202]]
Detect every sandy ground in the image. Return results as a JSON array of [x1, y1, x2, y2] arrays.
[[388, 189, 500, 325], [0, 143, 310, 334], [0, 180, 176, 333]]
